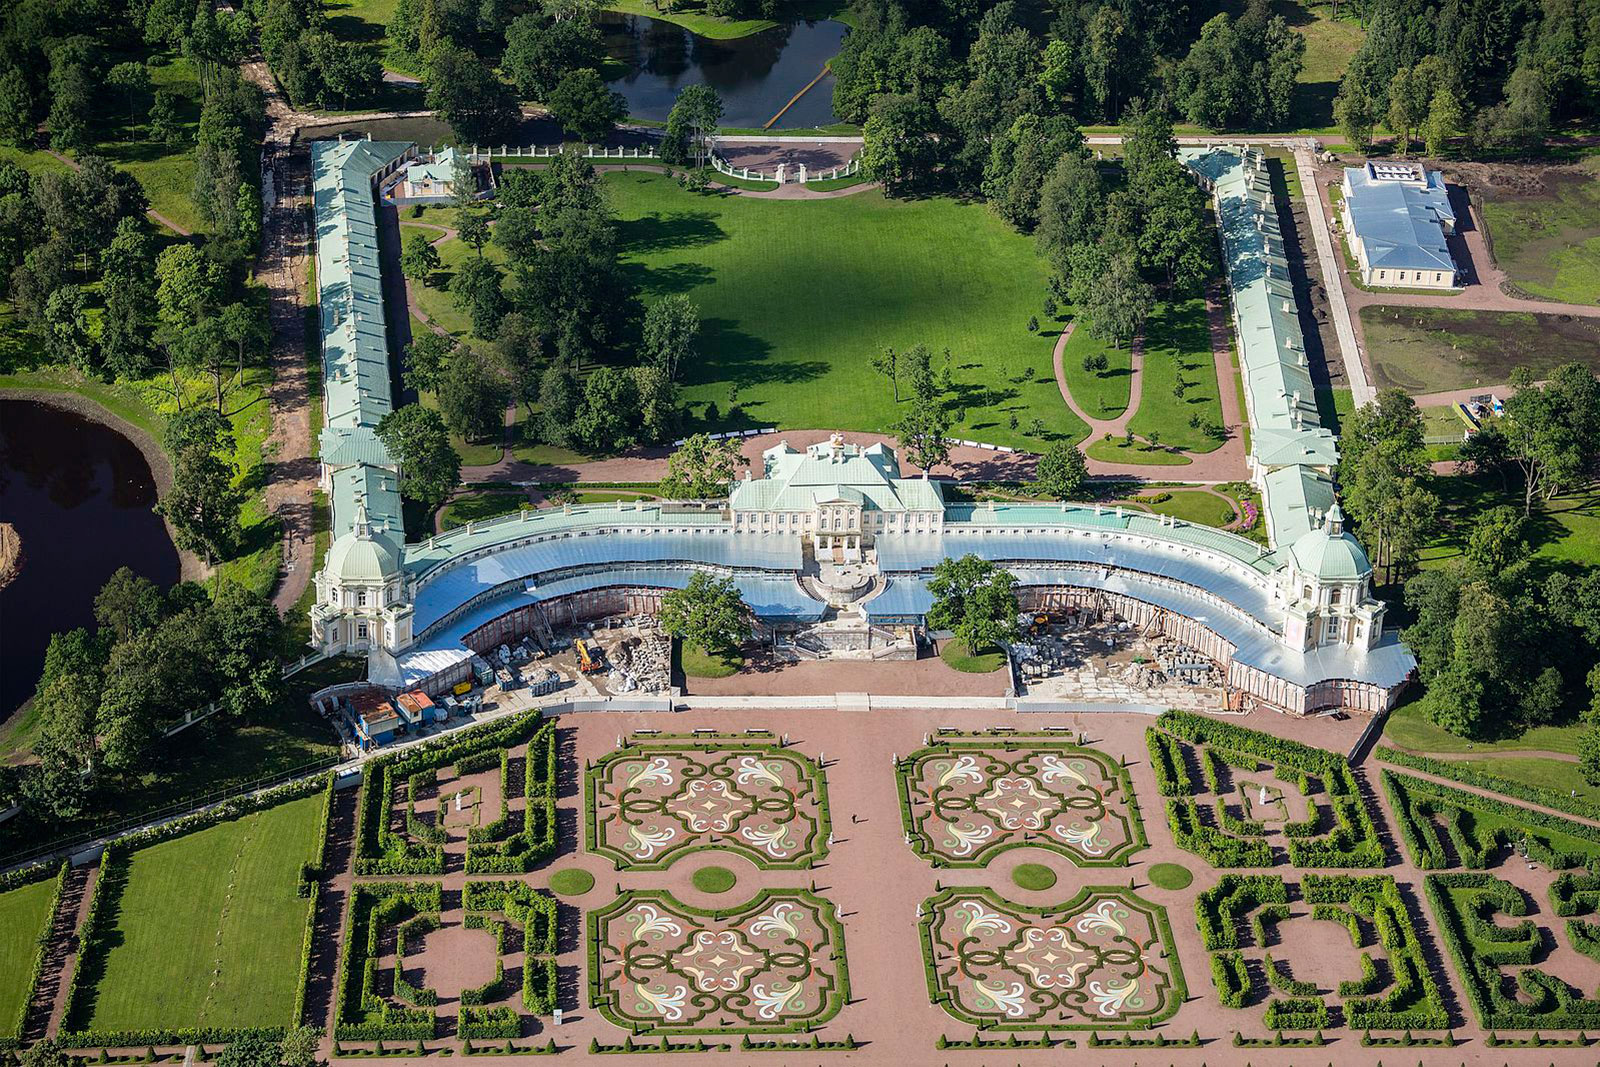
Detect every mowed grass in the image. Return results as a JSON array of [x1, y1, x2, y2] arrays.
[[602, 0, 851, 39], [77, 792, 324, 1031], [1126, 296, 1224, 452], [1275, 0, 1366, 131], [0, 877, 58, 1038], [1057, 321, 1133, 419], [1383, 699, 1587, 756], [1361, 306, 1600, 393], [1137, 488, 1236, 528], [1478, 157, 1600, 305], [93, 55, 207, 236], [605, 171, 1082, 449]]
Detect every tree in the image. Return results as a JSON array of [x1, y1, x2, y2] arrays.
[[982, 113, 1083, 231], [426, 43, 520, 145], [548, 68, 625, 142], [493, 311, 542, 416], [895, 393, 950, 472], [43, 284, 95, 373], [661, 433, 743, 499], [1081, 255, 1152, 349], [503, 13, 603, 100], [1334, 75, 1377, 153], [1423, 84, 1464, 157], [0, 68, 34, 146], [870, 346, 900, 401], [149, 89, 183, 145], [661, 84, 723, 169], [214, 1032, 281, 1067], [631, 365, 679, 445], [436, 346, 508, 442], [1035, 151, 1106, 274], [537, 361, 581, 446], [451, 255, 506, 339], [219, 301, 268, 385], [641, 295, 699, 380], [107, 61, 150, 123], [20, 1039, 73, 1067], [401, 231, 442, 284], [1463, 505, 1528, 574], [860, 93, 938, 194], [569, 365, 640, 453], [1135, 172, 1212, 291], [1031, 441, 1088, 501], [95, 567, 168, 643], [403, 332, 456, 395], [1497, 364, 1600, 514], [156, 422, 246, 565], [926, 554, 1020, 654], [658, 572, 748, 655], [207, 580, 286, 717], [377, 404, 462, 512], [280, 1027, 323, 1067], [456, 210, 490, 257]]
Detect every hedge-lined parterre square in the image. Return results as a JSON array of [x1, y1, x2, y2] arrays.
[[587, 889, 848, 1034], [60, 778, 332, 1045], [355, 713, 558, 876], [896, 734, 1145, 867], [586, 736, 829, 871], [1146, 710, 1383, 868], [1197, 873, 1448, 1032], [1382, 768, 1600, 872], [919, 886, 1184, 1030]]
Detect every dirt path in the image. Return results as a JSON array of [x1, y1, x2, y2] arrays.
[[1050, 321, 1144, 435], [1383, 745, 1581, 765], [245, 61, 321, 616], [304, 786, 358, 1030], [41, 860, 97, 1038], [42, 148, 193, 237]]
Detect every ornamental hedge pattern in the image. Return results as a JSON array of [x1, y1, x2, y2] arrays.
[[919, 885, 1184, 1030], [462, 880, 561, 1016], [335, 882, 443, 1041], [1426, 871, 1600, 1030], [1380, 769, 1600, 871], [1195, 874, 1448, 1031], [896, 736, 1145, 868], [355, 714, 557, 876], [1148, 711, 1383, 869], [586, 737, 829, 871], [1374, 745, 1600, 822], [587, 889, 849, 1035]]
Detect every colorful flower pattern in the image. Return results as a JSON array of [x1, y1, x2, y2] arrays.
[[924, 889, 1177, 1029]]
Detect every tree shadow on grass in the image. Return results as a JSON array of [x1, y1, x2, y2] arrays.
[[623, 259, 714, 297], [615, 210, 727, 256]]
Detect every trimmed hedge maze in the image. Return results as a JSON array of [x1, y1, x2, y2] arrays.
[[355, 711, 558, 876], [587, 889, 849, 1035], [586, 736, 829, 871], [1147, 710, 1382, 869], [896, 734, 1146, 868], [920, 886, 1185, 1030], [1381, 769, 1600, 871], [1196, 873, 1448, 1032], [1427, 871, 1600, 1031], [336, 882, 444, 1041]]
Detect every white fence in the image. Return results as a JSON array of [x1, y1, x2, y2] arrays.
[[710, 152, 861, 185], [490, 144, 660, 161], [671, 427, 778, 447]]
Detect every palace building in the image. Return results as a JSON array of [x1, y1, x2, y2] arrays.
[[305, 138, 1415, 716]]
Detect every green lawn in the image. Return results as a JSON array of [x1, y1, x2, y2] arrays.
[[602, 0, 851, 38], [1361, 306, 1600, 393], [1314, 385, 1353, 435], [439, 490, 528, 530], [1477, 156, 1600, 306], [1057, 322, 1133, 419], [940, 638, 1006, 674], [325, 0, 407, 73], [0, 876, 58, 1039], [605, 171, 1082, 449], [680, 640, 742, 678], [93, 55, 206, 236], [1137, 489, 1236, 528], [1085, 437, 1193, 466], [1383, 699, 1587, 756], [1276, 0, 1366, 131], [1415, 476, 1600, 580], [76, 792, 324, 1031], [1438, 756, 1600, 806], [404, 209, 509, 348], [1126, 297, 1224, 452]]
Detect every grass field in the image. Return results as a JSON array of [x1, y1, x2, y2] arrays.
[[1085, 437, 1192, 465], [1136, 489, 1236, 528], [680, 640, 742, 678], [0, 876, 58, 1039], [1275, 0, 1366, 131], [1383, 700, 1586, 756], [1478, 157, 1600, 305], [1415, 475, 1600, 580], [605, 171, 1079, 449], [940, 639, 1006, 673], [76, 793, 323, 1031], [95, 55, 206, 236], [1056, 322, 1133, 419], [602, 0, 851, 38], [1126, 297, 1224, 452], [439, 490, 527, 530], [1361, 306, 1600, 393]]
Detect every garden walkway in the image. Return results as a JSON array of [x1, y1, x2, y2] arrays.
[[39, 860, 97, 1038], [1046, 282, 1248, 481], [42, 149, 192, 237]]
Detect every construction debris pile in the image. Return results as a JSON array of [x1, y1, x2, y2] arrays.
[[606, 631, 672, 693], [1121, 639, 1224, 690]]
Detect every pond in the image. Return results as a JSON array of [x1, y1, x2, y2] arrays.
[[599, 13, 845, 129], [0, 399, 180, 722]]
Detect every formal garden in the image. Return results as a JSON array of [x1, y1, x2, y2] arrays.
[[1147, 710, 1384, 868], [896, 733, 1145, 868], [919, 885, 1184, 1031], [585, 735, 829, 871], [586, 889, 849, 1035], [1196, 873, 1448, 1033]]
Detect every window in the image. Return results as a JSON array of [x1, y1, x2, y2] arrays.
[[357, 590, 368, 608], [1325, 617, 1338, 639], [1302, 585, 1312, 600], [1397, 271, 1406, 281], [358, 622, 369, 640], [1330, 588, 1342, 605], [1434, 273, 1443, 282]]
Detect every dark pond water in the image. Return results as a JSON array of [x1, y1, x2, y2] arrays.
[[0, 400, 180, 719], [599, 13, 845, 129]]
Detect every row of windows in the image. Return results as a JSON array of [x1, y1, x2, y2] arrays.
[[1375, 268, 1448, 284]]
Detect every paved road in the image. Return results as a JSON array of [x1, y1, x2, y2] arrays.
[[1293, 145, 1373, 407]]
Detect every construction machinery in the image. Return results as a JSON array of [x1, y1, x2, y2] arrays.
[[576, 639, 605, 674]]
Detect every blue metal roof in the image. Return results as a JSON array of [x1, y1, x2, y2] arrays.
[[411, 532, 805, 635], [1343, 165, 1456, 273]]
